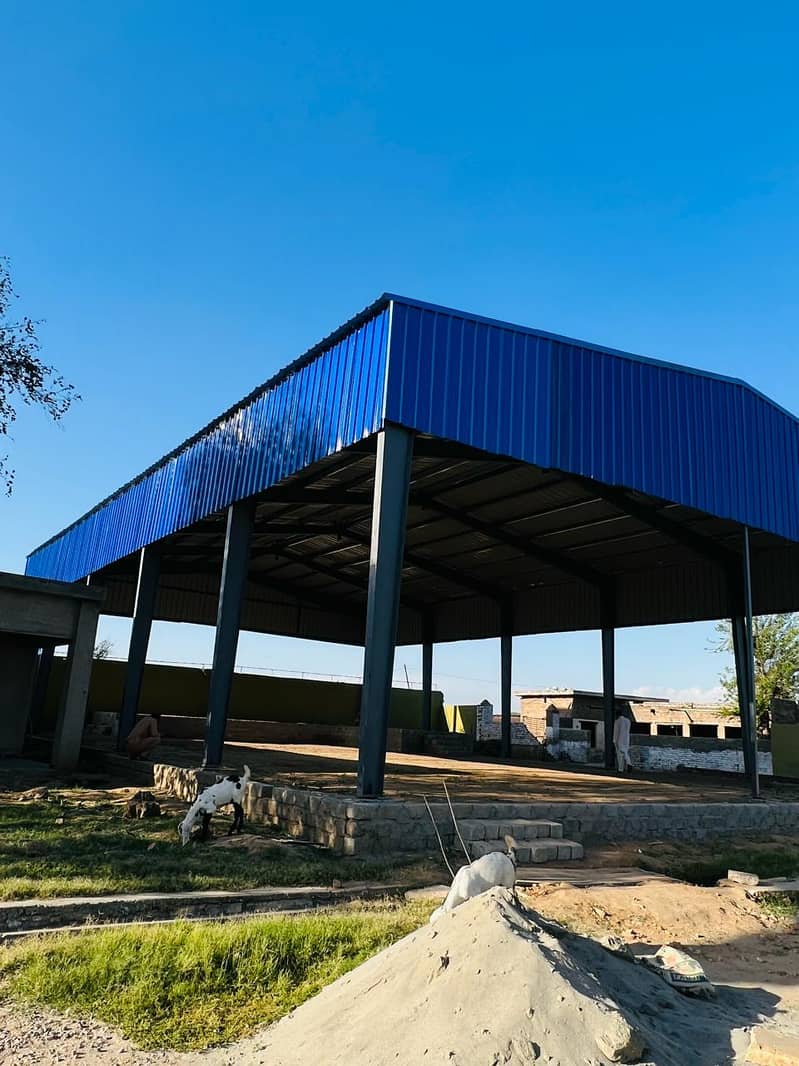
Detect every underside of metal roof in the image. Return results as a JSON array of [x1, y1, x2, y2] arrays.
[[91, 433, 799, 645], [26, 295, 799, 644]]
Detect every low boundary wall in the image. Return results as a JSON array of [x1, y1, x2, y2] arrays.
[[152, 762, 799, 857]]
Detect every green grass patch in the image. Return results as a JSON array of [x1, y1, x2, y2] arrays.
[[0, 904, 432, 1049], [643, 844, 799, 886], [635, 839, 799, 888], [0, 796, 442, 900]]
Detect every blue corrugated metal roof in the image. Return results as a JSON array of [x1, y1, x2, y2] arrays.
[[27, 301, 391, 582], [384, 296, 799, 542], [26, 294, 799, 583]]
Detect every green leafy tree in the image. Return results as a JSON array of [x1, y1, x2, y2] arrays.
[[714, 614, 799, 732], [0, 258, 78, 494]]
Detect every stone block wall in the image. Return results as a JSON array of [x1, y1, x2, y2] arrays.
[[540, 800, 799, 843], [153, 761, 799, 856]]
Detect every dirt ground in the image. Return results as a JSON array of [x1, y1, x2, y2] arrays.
[[522, 878, 799, 1013], [118, 737, 782, 803], [2, 874, 797, 1064], [2, 759, 798, 1062]]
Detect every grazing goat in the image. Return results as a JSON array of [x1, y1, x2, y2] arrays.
[[179, 766, 251, 846], [430, 836, 517, 922]]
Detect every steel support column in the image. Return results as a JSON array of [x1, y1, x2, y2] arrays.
[[203, 500, 255, 769], [357, 425, 414, 797], [601, 589, 616, 771], [118, 548, 160, 752], [731, 615, 753, 779], [743, 527, 760, 798], [500, 602, 513, 760], [421, 617, 434, 732]]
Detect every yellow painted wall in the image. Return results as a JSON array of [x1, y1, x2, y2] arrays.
[[444, 704, 478, 735], [42, 658, 445, 731]]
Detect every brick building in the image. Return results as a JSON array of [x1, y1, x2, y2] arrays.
[[517, 689, 740, 753]]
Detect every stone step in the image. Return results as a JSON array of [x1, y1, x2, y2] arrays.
[[457, 818, 564, 842], [469, 839, 584, 864]]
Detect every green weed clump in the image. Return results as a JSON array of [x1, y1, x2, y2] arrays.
[[0, 905, 431, 1050], [757, 893, 799, 921]]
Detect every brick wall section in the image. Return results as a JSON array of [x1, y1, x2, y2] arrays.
[[471, 715, 774, 777], [629, 735, 773, 775], [153, 763, 799, 856]]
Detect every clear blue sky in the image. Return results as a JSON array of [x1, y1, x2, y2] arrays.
[[2, 4, 797, 709]]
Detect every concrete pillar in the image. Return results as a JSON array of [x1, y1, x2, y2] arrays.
[[421, 619, 433, 731], [0, 636, 41, 755], [500, 603, 513, 759], [717, 724, 726, 739], [203, 499, 255, 768], [118, 547, 160, 751], [601, 590, 616, 770], [52, 602, 100, 772], [681, 723, 691, 738], [357, 425, 413, 797]]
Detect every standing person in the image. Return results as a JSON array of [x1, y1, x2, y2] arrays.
[[612, 711, 632, 773], [125, 711, 162, 760]]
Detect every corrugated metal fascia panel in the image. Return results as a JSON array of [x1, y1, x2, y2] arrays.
[[550, 341, 799, 541], [383, 293, 797, 415], [385, 299, 552, 467], [27, 305, 391, 582], [386, 297, 799, 542]]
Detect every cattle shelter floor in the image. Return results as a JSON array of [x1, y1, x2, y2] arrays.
[[86, 738, 799, 805]]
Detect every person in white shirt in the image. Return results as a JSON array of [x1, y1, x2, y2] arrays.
[[612, 712, 632, 773]]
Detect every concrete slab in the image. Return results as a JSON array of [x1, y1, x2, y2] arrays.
[[0, 881, 422, 935]]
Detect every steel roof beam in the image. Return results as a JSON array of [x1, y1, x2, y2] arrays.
[[257, 488, 374, 507], [245, 570, 366, 621], [265, 545, 428, 613], [335, 524, 511, 600], [414, 494, 608, 589], [574, 477, 741, 571]]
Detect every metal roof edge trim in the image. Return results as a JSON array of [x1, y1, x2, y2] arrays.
[[384, 293, 799, 424], [26, 294, 393, 560]]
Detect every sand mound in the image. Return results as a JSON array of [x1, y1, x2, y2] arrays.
[[243, 888, 766, 1066]]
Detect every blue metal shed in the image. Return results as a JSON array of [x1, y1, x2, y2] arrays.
[[26, 295, 799, 795]]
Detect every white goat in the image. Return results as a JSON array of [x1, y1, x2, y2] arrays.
[[430, 836, 517, 922], [179, 766, 251, 846]]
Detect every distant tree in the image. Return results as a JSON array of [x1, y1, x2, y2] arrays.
[[713, 614, 799, 732], [0, 257, 78, 494], [93, 639, 114, 660]]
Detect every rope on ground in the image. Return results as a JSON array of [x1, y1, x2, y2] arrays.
[[423, 795, 455, 879], [442, 779, 471, 863]]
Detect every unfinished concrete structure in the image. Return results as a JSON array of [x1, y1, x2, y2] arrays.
[[0, 571, 102, 770], [25, 294, 799, 799], [519, 689, 741, 746]]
